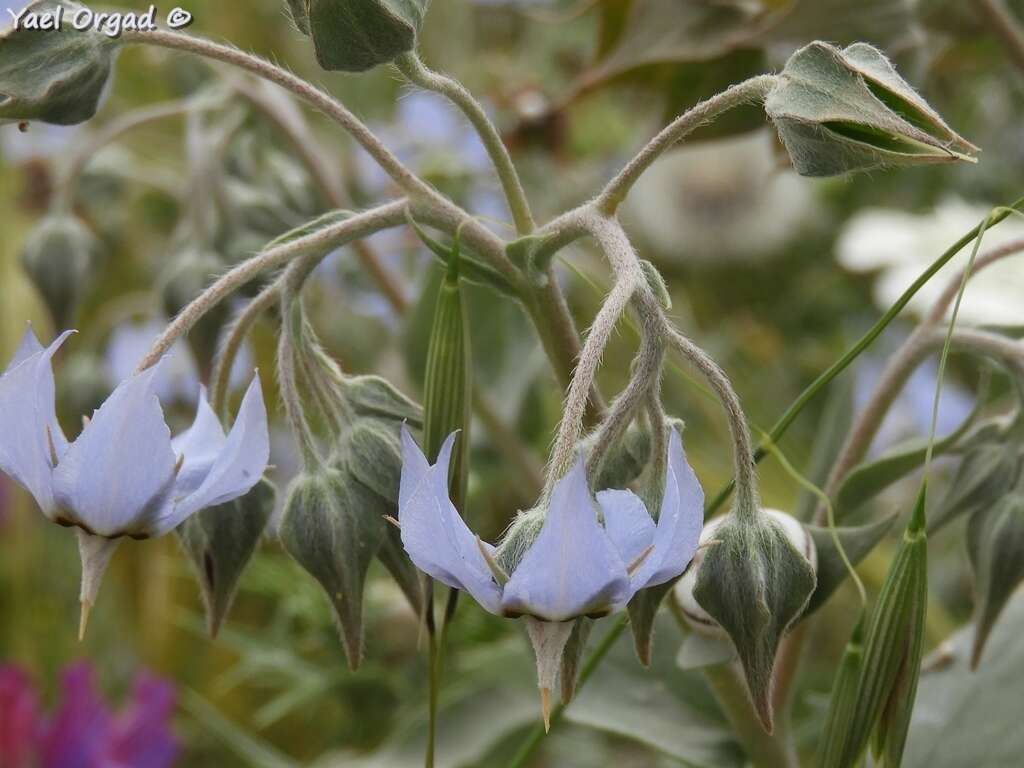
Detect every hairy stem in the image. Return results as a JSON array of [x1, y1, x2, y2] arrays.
[[210, 281, 279, 417], [136, 200, 408, 372], [821, 237, 1024, 507], [594, 76, 777, 215], [395, 53, 536, 235], [974, 0, 1024, 72], [234, 77, 410, 312]]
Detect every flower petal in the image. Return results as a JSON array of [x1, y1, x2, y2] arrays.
[[6, 323, 45, 372], [53, 365, 176, 537], [153, 375, 269, 536], [631, 428, 704, 589], [598, 489, 655, 568], [397, 426, 502, 614], [170, 386, 227, 498], [0, 329, 74, 515], [502, 456, 631, 621]]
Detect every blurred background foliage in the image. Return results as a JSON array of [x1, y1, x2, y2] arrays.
[[2, 0, 1024, 765]]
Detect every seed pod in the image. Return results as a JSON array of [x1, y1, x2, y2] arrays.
[[966, 491, 1024, 668], [0, 0, 118, 126], [834, 488, 928, 767], [20, 213, 99, 329], [288, 0, 430, 73], [817, 615, 866, 768], [420, 231, 472, 505], [279, 468, 387, 669], [766, 41, 977, 177], [177, 479, 276, 637], [690, 508, 817, 732], [161, 248, 230, 378]]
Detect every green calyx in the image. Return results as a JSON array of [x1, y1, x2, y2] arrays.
[[766, 41, 977, 177], [692, 513, 817, 732], [20, 212, 100, 329], [0, 0, 119, 126], [287, 0, 430, 73]]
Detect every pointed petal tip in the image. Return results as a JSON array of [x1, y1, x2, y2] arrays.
[[540, 687, 552, 733], [78, 601, 92, 642]]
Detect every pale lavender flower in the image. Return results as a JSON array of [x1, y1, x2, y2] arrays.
[[397, 424, 703, 721], [0, 326, 269, 637]]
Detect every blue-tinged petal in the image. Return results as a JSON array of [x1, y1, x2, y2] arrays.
[[170, 386, 227, 498], [153, 375, 269, 535], [53, 364, 176, 537], [0, 330, 74, 515], [397, 429, 502, 614], [6, 324, 45, 372], [631, 429, 704, 589], [598, 489, 655, 567], [502, 456, 631, 621]]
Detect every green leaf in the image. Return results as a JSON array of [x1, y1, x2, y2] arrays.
[[176, 479, 276, 638], [0, 0, 118, 126], [930, 442, 1021, 533], [903, 593, 1024, 767], [805, 514, 897, 615], [966, 492, 1024, 668]]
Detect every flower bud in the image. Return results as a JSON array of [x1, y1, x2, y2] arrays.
[[177, 479, 276, 637], [279, 468, 387, 669], [766, 41, 977, 177], [0, 0, 118, 126], [160, 248, 229, 376], [588, 422, 652, 492], [966, 491, 1024, 668], [288, 0, 430, 73], [421, 232, 471, 507], [20, 212, 99, 329], [683, 508, 817, 732]]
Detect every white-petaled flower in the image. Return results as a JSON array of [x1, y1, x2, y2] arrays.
[[837, 198, 1024, 327]]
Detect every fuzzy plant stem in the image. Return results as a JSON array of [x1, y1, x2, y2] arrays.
[[821, 236, 1024, 508], [136, 200, 408, 372], [233, 77, 410, 312], [395, 52, 536, 236], [593, 75, 777, 215]]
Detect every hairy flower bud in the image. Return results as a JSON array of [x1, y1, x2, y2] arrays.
[[279, 468, 387, 669], [0, 0, 118, 126], [766, 41, 977, 176], [287, 0, 430, 73], [341, 374, 423, 427], [177, 479, 276, 637], [682, 508, 817, 732], [20, 212, 99, 329], [342, 418, 403, 504]]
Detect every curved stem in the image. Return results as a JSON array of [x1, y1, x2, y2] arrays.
[[124, 29, 436, 201], [233, 77, 410, 313], [136, 200, 408, 372], [395, 53, 536, 236], [210, 281, 279, 417], [821, 236, 1024, 507], [594, 75, 777, 215]]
